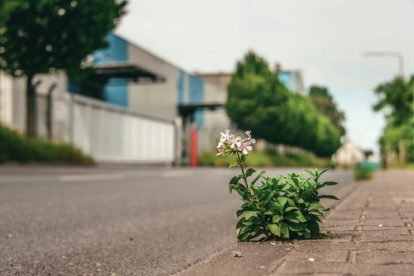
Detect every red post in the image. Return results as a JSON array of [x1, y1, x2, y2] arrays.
[[190, 130, 198, 167]]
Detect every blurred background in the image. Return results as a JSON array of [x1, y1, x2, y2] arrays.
[[0, 0, 413, 169], [0, 1, 413, 275]]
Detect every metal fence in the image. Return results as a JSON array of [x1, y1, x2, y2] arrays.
[[37, 93, 177, 164]]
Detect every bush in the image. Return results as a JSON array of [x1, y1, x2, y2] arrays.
[[353, 164, 373, 181], [226, 51, 341, 157], [217, 129, 339, 241], [0, 126, 94, 165], [232, 169, 338, 241]]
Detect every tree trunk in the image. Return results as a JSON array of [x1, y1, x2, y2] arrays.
[[26, 75, 37, 137]]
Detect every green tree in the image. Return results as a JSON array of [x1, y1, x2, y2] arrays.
[[374, 75, 414, 164], [309, 85, 346, 136], [0, 0, 127, 136], [226, 51, 340, 157], [373, 76, 414, 126]]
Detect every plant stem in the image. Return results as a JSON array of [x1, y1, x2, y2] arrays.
[[236, 152, 249, 190]]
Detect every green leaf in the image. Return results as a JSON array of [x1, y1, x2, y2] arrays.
[[268, 224, 281, 236], [281, 184, 292, 191], [229, 175, 242, 185], [245, 168, 256, 178], [319, 194, 339, 200], [288, 222, 306, 232], [241, 211, 258, 220], [308, 202, 326, 212], [285, 206, 298, 212], [308, 220, 320, 236], [229, 161, 238, 168], [280, 222, 289, 239], [251, 170, 266, 185], [272, 215, 283, 223], [322, 181, 338, 186], [319, 168, 329, 175], [285, 211, 306, 223], [277, 197, 289, 209], [228, 182, 247, 198], [304, 168, 314, 176]]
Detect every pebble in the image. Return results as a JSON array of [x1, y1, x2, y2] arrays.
[[308, 258, 315, 262], [232, 251, 242, 257], [378, 224, 383, 227]]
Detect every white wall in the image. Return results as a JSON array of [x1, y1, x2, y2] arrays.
[[0, 73, 13, 126], [69, 94, 176, 164]]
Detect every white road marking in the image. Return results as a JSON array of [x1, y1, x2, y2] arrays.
[[59, 173, 125, 182]]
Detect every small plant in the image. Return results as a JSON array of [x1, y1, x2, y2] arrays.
[[217, 130, 339, 241], [353, 164, 373, 180]]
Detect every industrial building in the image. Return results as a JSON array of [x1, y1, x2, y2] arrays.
[[0, 33, 229, 165]]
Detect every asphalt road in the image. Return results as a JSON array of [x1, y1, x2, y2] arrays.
[[0, 165, 353, 276]]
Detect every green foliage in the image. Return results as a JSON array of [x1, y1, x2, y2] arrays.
[[309, 85, 346, 136], [0, 0, 127, 136], [373, 75, 414, 165], [226, 51, 341, 157], [373, 76, 414, 126], [0, 0, 127, 77], [0, 125, 94, 165], [353, 164, 373, 181], [231, 168, 338, 241], [199, 150, 332, 168]]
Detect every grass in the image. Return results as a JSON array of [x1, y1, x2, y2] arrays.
[[0, 125, 94, 165], [198, 150, 332, 168]]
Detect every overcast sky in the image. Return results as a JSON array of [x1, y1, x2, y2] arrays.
[[116, 0, 414, 152]]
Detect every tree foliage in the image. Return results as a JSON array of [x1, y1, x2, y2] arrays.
[[373, 75, 414, 164], [226, 51, 341, 157], [373, 76, 414, 126], [309, 85, 346, 136], [0, 0, 127, 136]]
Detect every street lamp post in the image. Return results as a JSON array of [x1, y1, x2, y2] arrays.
[[363, 51, 411, 166], [363, 51, 404, 77]]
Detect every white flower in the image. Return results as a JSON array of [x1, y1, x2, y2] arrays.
[[216, 130, 255, 156], [220, 129, 232, 142]]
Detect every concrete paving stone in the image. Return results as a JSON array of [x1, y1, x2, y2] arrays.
[[359, 219, 405, 227], [287, 249, 349, 263], [359, 232, 414, 242], [324, 219, 360, 227], [328, 211, 362, 220], [292, 241, 357, 253], [363, 211, 401, 219], [344, 263, 414, 276], [321, 225, 356, 232], [176, 242, 289, 276], [355, 241, 414, 252], [356, 249, 414, 265], [360, 228, 411, 236], [275, 259, 346, 274], [360, 225, 405, 231]]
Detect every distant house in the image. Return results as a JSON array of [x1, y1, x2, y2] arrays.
[[332, 139, 365, 165]]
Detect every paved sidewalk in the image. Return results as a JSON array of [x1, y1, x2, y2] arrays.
[[176, 171, 414, 275]]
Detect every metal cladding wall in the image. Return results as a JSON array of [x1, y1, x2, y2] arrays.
[[69, 94, 175, 163]]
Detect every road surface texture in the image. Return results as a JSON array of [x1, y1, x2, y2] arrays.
[[0, 165, 353, 275], [177, 170, 414, 276]]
